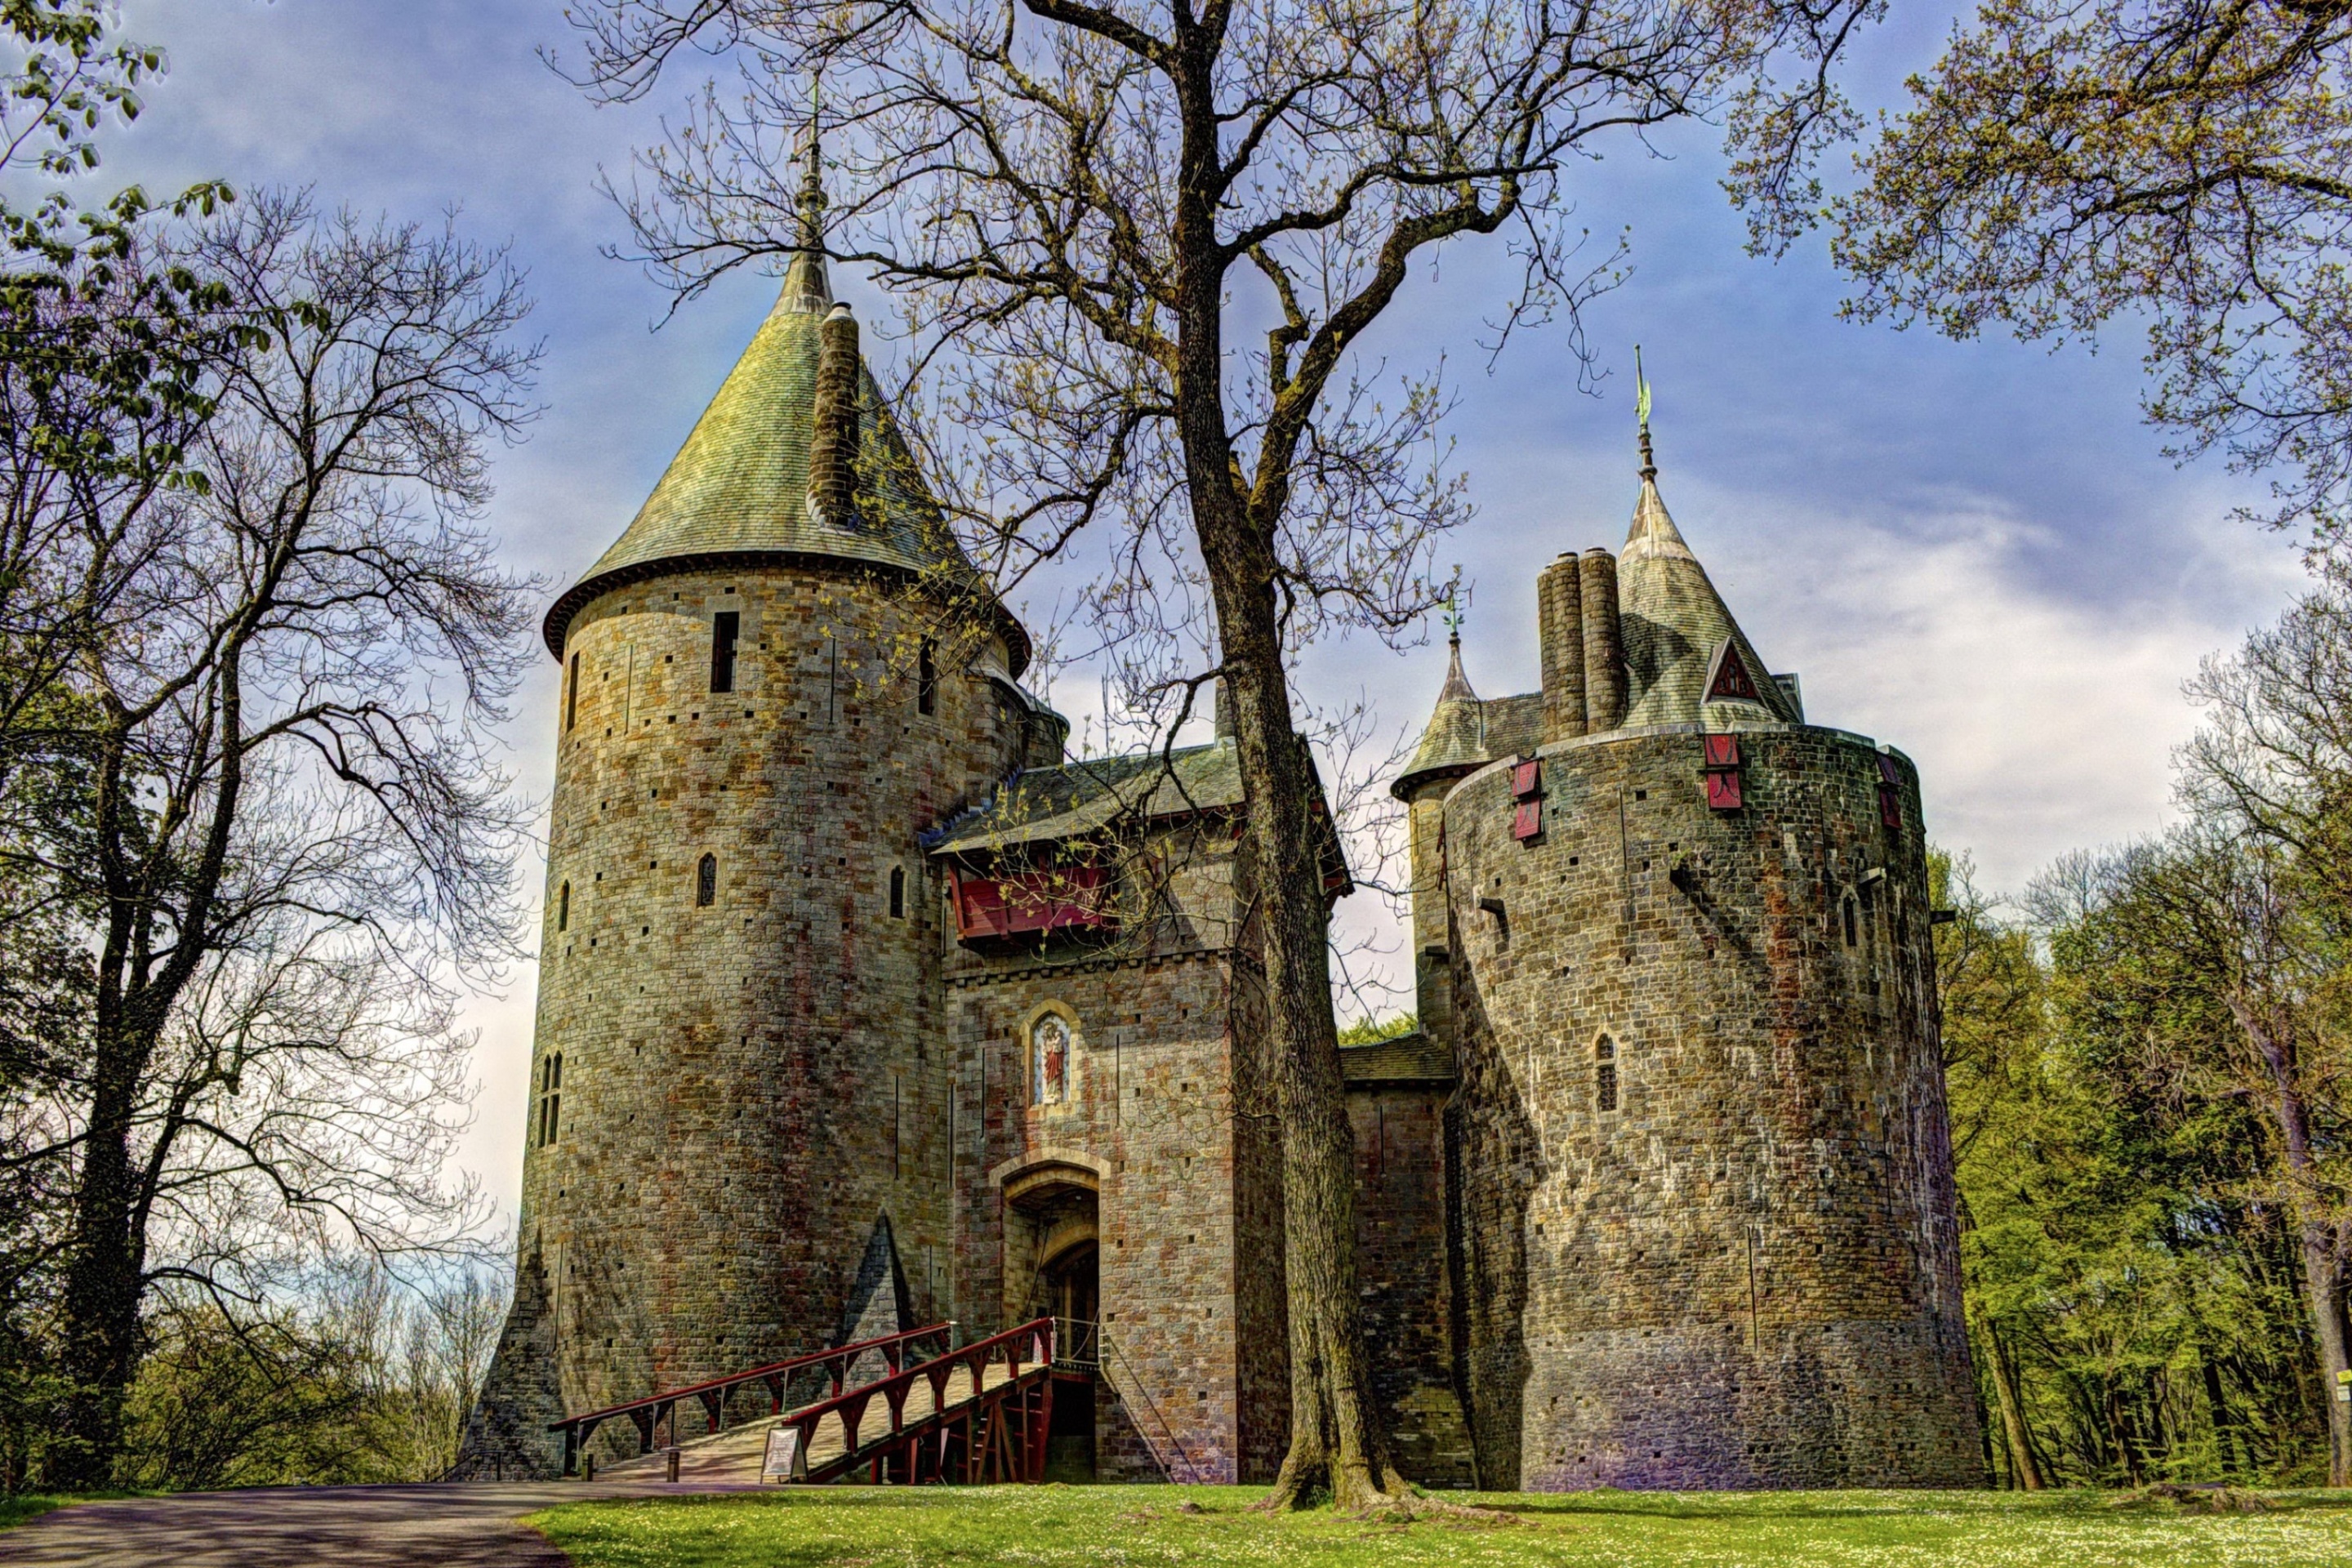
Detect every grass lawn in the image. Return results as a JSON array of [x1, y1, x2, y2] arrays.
[[529, 1482, 2352, 1568], [0, 1493, 118, 1530]]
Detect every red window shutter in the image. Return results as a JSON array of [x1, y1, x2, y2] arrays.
[[1879, 784, 1901, 828], [1705, 770, 1744, 811], [1512, 759, 1543, 800], [1703, 733, 1740, 769], [1877, 753, 1901, 786], [1512, 800, 1544, 841]]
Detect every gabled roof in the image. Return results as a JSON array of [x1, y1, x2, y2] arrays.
[[925, 741, 1245, 858]]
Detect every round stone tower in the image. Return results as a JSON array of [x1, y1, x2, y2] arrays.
[[465, 153, 1051, 1473], [1414, 421, 1983, 1490]]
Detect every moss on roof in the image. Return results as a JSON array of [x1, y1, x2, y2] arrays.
[[542, 252, 1017, 664], [1339, 1031, 1455, 1085]]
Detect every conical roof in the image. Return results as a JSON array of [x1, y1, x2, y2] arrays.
[[1393, 635, 1491, 797], [1616, 470, 1792, 728], [541, 190, 1023, 668]]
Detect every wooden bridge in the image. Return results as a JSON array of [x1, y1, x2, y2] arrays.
[[550, 1318, 1085, 1485]]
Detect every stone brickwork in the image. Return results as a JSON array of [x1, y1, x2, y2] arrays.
[[936, 831, 1287, 1485], [1347, 1077, 1476, 1487], [466, 560, 1027, 1476], [1440, 723, 1982, 1489], [467, 228, 1980, 1492]]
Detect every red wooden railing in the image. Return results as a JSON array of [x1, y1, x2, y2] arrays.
[[548, 1321, 953, 1477], [772, 1316, 1059, 1485]]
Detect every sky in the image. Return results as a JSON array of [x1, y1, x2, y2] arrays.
[[94, 1, 2312, 1219]]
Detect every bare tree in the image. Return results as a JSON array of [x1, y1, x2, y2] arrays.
[[1812, 0, 2352, 555], [0, 189, 540, 1487], [564, 0, 1870, 1510]]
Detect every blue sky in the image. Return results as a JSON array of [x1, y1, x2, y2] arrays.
[[102, 2, 2309, 1210]]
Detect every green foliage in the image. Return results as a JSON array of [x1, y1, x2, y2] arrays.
[[105, 1263, 506, 1490], [1823, 0, 2352, 549], [1336, 1013, 1418, 1046], [528, 1483, 2352, 1568], [1936, 836, 2340, 1487]]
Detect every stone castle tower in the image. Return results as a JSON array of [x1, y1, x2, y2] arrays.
[[463, 153, 1063, 1470], [1399, 411, 1984, 1489]]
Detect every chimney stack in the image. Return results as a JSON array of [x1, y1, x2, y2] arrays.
[[808, 301, 861, 528], [1579, 547, 1626, 733], [1539, 553, 1588, 743]]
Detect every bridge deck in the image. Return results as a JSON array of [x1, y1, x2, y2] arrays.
[[599, 1360, 1021, 1484]]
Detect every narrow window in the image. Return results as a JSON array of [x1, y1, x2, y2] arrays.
[[696, 853, 718, 906], [710, 611, 740, 693], [557, 881, 570, 933], [1595, 1038, 1619, 1113], [537, 1053, 564, 1147], [917, 637, 937, 715], [566, 652, 580, 731], [889, 865, 906, 920], [1842, 897, 1859, 947]]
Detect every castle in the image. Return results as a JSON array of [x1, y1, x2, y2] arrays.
[[462, 193, 1985, 1490]]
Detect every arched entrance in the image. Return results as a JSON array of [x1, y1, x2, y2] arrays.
[[996, 1155, 1102, 1481]]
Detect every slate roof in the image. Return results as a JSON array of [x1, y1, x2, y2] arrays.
[[926, 741, 1245, 858], [1339, 1031, 1455, 1086], [541, 247, 1022, 666], [1394, 637, 1488, 794], [1616, 473, 1795, 728]]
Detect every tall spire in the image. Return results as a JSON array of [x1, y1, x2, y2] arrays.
[[1612, 350, 1795, 728], [782, 87, 831, 314]]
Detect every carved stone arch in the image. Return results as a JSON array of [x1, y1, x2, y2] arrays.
[[990, 1148, 1107, 1209]]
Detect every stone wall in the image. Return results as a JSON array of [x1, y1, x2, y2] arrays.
[[1347, 1080, 1476, 1487], [938, 830, 1286, 1483], [1441, 721, 1982, 1490], [467, 560, 1027, 1476]]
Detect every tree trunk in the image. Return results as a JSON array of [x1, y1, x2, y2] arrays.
[[2229, 996, 2352, 1486], [52, 1020, 148, 1489], [1189, 483, 1401, 1510], [1980, 1313, 2046, 1490], [1161, 30, 1402, 1516], [2297, 1227, 2352, 1486]]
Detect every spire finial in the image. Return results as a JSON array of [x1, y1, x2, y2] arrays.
[[1635, 344, 1657, 482], [797, 81, 827, 251], [1441, 577, 1463, 645]]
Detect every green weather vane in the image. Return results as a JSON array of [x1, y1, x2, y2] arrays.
[[1635, 345, 1657, 479]]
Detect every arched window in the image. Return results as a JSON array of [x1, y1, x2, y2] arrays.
[[697, 853, 717, 906], [557, 880, 570, 933], [917, 637, 938, 715], [889, 865, 906, 920], [1595, 1037, 1619, 1113], [1032, 1013, 1071, 1106]]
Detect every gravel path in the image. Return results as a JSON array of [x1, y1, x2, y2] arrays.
[[0, 1479, 755, 1566]]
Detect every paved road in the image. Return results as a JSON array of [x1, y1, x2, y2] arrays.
[[0, 1480, 757, 1566]]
